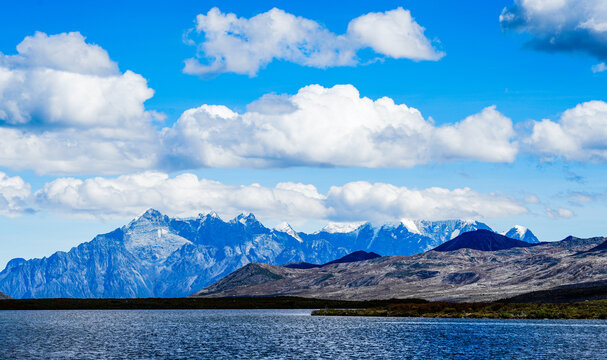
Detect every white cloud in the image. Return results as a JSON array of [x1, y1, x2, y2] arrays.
[[0, 32, 160, 174], [526, 100, 607, 161], [10, 32, 119, 76], [35, 172, 329, 221], [568, 191, 601, 203], [501, 0, 607, 60], [546, 207, 575, 219], [184, 7, 443, 76], [0, 127, 158, 175], [162, 84, 517, 168], [32, 172, 527, 223], [592, 62, 607, 73], [0, 172, 32, 216], [0, 32, 154, 128], [347, 7, 444, 61], [325, 182, 527, 222], [525, 195, 540, 204]]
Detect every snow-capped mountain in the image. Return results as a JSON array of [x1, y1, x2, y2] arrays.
[[0, 209, 537, 298], [503, 225, 540, 244]]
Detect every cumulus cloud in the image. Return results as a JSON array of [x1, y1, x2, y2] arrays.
[[0, 172, 32, 216], [500, 0, 607, 60], [31, 172, 526, 223], [0, 32, 159, 174], [162, 84, 518, 168], [184, 7, 443, 76], [525, 100, 607, 162]]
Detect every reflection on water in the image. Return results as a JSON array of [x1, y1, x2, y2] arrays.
[[1, 309, 606, 359]]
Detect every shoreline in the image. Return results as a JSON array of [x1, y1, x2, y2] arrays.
[[1, 296, 606, 319], [311, 300, 607, 319], [0, 296, 423, 311]]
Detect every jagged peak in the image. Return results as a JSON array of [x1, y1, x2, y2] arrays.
[[274, 221, 294, 232], [232, 212, 259, 225], [198, 210, 221, 220], [274, 222, 303, 242], [141, 208, 163, 218], [129, 208, 166, 225]]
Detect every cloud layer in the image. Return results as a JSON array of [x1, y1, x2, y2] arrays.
[[526, 100, 607, 161], [501, 0, 607, 60], [1, 32, 606, 176], [162, 85, 518, 168], [0, 171, 527, 223], [184, 7, 444, 76], [0, 32, 159, 174]]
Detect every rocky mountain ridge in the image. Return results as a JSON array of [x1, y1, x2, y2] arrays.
[[0, 209, 536, 299], [193, 231, 607, 302]]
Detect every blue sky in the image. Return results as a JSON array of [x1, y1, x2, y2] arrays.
[[0, 0, 606, 267]]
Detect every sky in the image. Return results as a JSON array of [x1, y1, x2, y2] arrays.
[[0, 0, 606, 268]]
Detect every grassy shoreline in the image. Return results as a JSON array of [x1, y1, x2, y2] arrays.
[[311, 300, 607, 319], [0, 296, 424, 311], [3, 296, 607, 319]]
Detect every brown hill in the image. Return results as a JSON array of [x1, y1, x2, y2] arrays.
[[192, 235, 607, 302]]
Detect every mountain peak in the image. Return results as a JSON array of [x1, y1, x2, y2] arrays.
[[139, 208, 164, 221], [433, 229, 536, 252], [274, 222, 302, 242], [514, 225, 528, 235], [504, 225, 539, 244], [234, 212, 257, 224], [199, 210, 221, 220], [323, 250, 381, 266]]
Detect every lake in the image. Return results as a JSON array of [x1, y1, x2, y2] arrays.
[[1, 309, 606, 359]]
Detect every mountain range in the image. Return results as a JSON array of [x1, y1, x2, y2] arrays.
[[0, 209, 538, 299], [194, 231, 607, 302]]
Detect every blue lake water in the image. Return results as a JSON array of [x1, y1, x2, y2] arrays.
[[1, 309, 606, 359]]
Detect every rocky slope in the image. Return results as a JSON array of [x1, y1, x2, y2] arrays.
[[0, 290, 10, 299], [193, 231, 607, 302], [0, 209, 534, 299]]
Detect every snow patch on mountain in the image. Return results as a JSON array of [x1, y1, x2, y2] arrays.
[[123, 211, 192, 263], [504, 225, 539, 244], [513, 225, 528, 237], [199, 210, 220, 219], [400, 219, 421, 235], [319, 222, 366, 234], [274, 222, 302, 242]]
